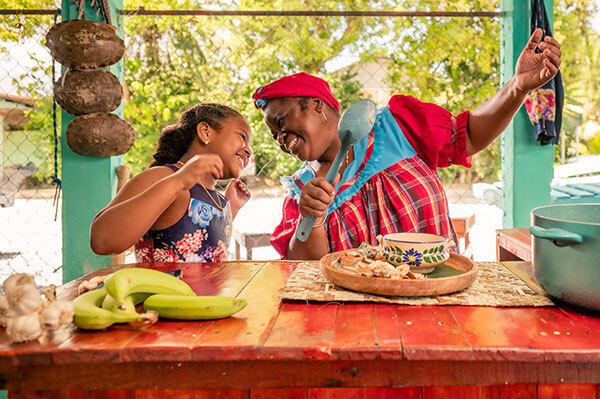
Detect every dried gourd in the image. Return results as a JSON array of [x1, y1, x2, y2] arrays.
[[45, 20, 125, 70], [66, 112, 135, 157], [54, 69, 122, 115]]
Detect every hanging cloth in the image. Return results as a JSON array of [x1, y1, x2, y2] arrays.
[[524, 0, 564, 145]]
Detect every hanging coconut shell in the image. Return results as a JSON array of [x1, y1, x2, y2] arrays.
[[54, 70, 122, 115], [45, 20, 125, 70], [66, 113, 135, 157]]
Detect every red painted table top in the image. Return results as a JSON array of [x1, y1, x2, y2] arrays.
[[1, 260, 599, 391]]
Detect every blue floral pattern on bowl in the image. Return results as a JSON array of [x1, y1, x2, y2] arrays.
[[402, 248, 423, 266], [378, 233, 455, 274], [382, 246, 448, 266]]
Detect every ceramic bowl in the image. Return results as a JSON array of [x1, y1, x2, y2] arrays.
[[378, 233, 456, 274]]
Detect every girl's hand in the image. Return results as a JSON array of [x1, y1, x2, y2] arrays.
[[175, 154, 224, 190], [225, 178, 251, 218], [514, 28, 561, 94], [298, 175, 339, 219]]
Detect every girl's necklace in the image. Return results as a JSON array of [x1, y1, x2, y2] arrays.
[[175, 160, 224, 212]]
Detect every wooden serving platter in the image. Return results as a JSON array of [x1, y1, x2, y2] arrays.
[[319, 251, 478, 297]]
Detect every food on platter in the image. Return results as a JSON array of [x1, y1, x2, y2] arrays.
[[331, 247, 426, 280]]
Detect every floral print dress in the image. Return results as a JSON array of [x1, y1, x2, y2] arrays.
[[134, 164, 231, 263]]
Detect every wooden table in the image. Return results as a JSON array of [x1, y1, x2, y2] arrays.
[[496, 228, 532, 262], [1, 260, 600, 399]]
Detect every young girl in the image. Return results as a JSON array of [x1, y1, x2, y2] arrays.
[[90, 103, 252, 263], [252, 28, 561, 261]]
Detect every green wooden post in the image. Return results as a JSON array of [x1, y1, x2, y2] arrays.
[[500, 0, 555, 229], [61, 0, 124, 283]]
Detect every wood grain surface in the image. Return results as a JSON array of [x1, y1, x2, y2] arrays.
[[1, 260, 599, 396]]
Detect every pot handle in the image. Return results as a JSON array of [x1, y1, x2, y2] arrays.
[[529, 226, 583, 247]]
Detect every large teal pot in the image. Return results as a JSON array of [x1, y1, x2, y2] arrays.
[[529, 204, 600, 312]]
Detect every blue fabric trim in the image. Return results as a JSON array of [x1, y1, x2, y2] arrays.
[[280, 162, 316, 201], [337, 129, 367, 187], [255, 98, 268, 108], [327, 107, 417, 213]]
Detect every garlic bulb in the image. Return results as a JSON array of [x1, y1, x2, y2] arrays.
[[3, 273, 43, 315], [6, 312, 43, 343], [0, 295, 12, 326], [5, 284, 43, 315], [3, 273, 36, 294], [40, 301, 74, 332]]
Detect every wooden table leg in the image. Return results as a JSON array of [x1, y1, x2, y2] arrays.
[[450, 214, 475, 258]]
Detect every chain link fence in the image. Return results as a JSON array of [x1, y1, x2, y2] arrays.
[[1, 11, 62, 287], [0, 5, 503, 287]]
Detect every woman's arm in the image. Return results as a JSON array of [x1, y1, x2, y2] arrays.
[[466, 28, 561, 156], [287, 215, 330, 260], [89, 167, 187, 255], [286, 173, 339, 260], [466, 77, 527, 155]]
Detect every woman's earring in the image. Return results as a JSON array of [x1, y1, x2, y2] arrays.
[[320, 110, 328, 123]]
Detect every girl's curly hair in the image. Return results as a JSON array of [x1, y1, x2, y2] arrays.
[[150, 103, 243, 167]]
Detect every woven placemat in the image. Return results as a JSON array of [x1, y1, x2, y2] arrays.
[[281, 261, 554, 306]]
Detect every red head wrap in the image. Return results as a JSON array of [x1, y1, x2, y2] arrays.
[[252, 72, 340, 112]]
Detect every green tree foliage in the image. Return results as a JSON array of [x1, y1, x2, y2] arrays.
[[554, 0, 600, 159], [119, 0, 501, 181], [0, 0, 57, 41], [22, 97, 61, 185], [1, 1, 59, 186], [4, 0, 599, 185], [385, 0, 501, 184], [121, 0, 388, 178]]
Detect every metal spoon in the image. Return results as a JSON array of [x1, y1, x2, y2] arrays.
[[295, 99, 377, 242]]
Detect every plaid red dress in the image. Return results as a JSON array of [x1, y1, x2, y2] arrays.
[[270, 95, 471, 259]]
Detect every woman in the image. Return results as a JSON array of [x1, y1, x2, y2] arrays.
[[252, 28, 561, 260]]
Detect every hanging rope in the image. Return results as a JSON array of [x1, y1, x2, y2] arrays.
[[69, 0, 111, 24], [51, 8, 62, 221]]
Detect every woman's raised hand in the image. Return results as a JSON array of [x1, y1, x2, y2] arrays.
[[175, 154, 224, 190], [514, 27, 562, 94]]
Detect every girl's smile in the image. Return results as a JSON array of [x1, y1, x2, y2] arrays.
[[204, 116, 252, 178], [235, 152, 249, 170]]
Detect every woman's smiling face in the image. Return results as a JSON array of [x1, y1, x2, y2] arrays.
[[263, 97, 335, 162]]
